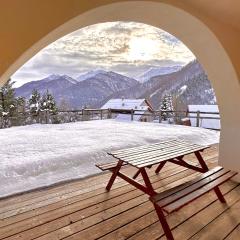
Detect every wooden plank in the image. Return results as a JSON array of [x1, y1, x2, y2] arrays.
[[0, 152, 215, 223], [95, 161, 127, 171], [136, 147, 207, 168], [150, 166, 223, 202], [112, 141, 203, 158], [0, 163, 207, 239], [0, 163, 202, 237], [0, 148, 221, 240], [158, 168, 230, 208], [111, 140, 206, 157], [225, 224, 240, 240], [38, 173, 215, 240], [0, 152, 215, 224], [112, 141, 207, 160], [88, 183, 239, 240], [127, 183, 239, 240], [165, 171, 238, 213], [187, 199, 240, 240], [116, 144, 205, 162], [1, 142, 214, 215], [126, 146, 206, 165], [110, 140, 177, 155], [158, 186, 240, 240]]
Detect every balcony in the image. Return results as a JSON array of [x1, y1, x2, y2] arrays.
[[0, 144, 239, 240]]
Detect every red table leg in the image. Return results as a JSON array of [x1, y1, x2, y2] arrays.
[[153, 203, 174, 240], [133, 169, 141, 179], [106, 160, 123, 191], [155, 161, 166, 174], [140, 168, 156, 196], [194, 151, 209, 172]]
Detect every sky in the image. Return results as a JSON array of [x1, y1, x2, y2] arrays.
[[11, 21, 195, 87]]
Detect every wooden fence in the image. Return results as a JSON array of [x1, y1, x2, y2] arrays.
[[0, 108, 221, 129]]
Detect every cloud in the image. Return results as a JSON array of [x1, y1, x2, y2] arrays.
[[11, 21, 195, 87]]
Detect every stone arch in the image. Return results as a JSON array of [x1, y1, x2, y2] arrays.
[[1, 1, 239, 179]]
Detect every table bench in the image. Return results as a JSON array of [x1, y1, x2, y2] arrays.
[[149, 166, 237, 240], [96, 139, 238, 240], [96, 161, 128, 171]]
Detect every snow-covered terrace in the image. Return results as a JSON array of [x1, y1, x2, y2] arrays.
[[0, 120, 219, 198]]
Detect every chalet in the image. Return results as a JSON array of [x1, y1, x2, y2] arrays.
[[188, 105, 220, 130], [101, 98, 154, 122]]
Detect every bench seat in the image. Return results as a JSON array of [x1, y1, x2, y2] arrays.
[[150, 166, 237, 214], [95, 161, 128, 171], [149, 166, 237, 240]]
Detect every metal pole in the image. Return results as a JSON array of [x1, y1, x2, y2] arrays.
[[196, 111, 200, 127], [159, 110, 162, 123], [131, 109, 134, 121]]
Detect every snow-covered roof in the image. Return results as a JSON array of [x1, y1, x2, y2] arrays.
[[101, 99, 150, 111], [188, 105, 220, 130]]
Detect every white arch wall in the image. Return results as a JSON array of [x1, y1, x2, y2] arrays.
[[1, 1, 240, 180]]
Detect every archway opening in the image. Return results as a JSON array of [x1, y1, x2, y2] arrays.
[[0, 19, 222, 197]]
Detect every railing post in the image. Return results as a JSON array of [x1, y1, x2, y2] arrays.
[[131, 109, 134, 121], [100, 109, 103, 120], [108, 108, 112, 119], [45, 110, 49, 124], [196, 110, 200, 127], [159, 110, 162, 123], [82, 108, 85, 121]]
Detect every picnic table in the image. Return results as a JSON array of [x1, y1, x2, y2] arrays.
[[96, 139, 237, 240], [99, 139, 210, 196]]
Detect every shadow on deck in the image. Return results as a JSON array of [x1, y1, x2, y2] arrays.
[[0, 145, 239, 240]]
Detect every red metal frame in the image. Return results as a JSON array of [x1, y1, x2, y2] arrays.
[[105, 148, 214, 240], [106, 160, 157, 196], [155, 161, 167, 174], [164, 151, 209, 174], [153, 203, 174, 240], [106, 160, 123, 191]]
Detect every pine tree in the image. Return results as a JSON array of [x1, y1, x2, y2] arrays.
[[0, 79, 17, 117], [160, 94, 173, 121], [40, 90, 58, 114], [28, 89, 41, 115], [16, 96, 26, 113]]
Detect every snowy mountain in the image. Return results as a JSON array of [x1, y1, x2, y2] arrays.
[[102, 60, 216, 110], [15, 71, 138, 109], [15, 74, 78, 99], [137, 66, 182, 83], [15, 61, 216, 110]]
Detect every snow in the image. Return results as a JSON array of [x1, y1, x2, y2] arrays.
[[0, 120, 219, 198], [179, 85, 187, 94], [48, 74, 61, 81], [76, 69, 107, 82], [188, 105, 220, 130], [115, 112, 142, 121]]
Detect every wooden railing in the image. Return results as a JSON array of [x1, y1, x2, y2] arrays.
[[0, 108, 220, 129]]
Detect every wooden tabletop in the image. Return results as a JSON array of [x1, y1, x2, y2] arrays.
[[108, 139, 209, 168]]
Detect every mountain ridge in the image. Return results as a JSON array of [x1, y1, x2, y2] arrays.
[[15, 60, 216, 110]]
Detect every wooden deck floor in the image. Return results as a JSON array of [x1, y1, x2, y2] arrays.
[[0, 145, 239, 240]]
